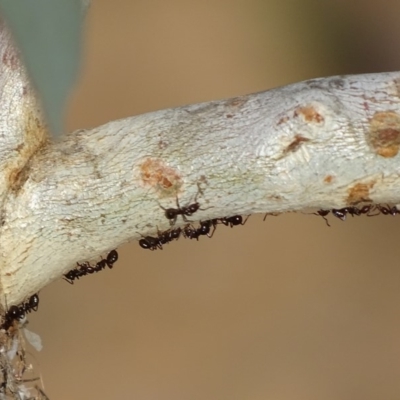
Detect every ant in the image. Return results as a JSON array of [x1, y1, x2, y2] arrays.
[[139, 235, 162, 251], [64, 249, 118, 283], [183, 220, 218, 240], [182, 224, 199, 240], [63, 263, 93, 284], [138, 228, 182, 250], [332, 205, 376, 220], [219, 215, 248, 227], [198, 219, 218, 237], [1, 293, 39, 330], [160, 184, 205, 225], [375, 204, 399, 216], [346, 205, 374, 217], [314, 205, 374, 226]]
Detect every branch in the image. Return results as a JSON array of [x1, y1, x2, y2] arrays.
[[1, 27, 400, 306]]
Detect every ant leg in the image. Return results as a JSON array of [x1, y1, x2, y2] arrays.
[[208, 225, 216, 238], [367, 205, 380, 217], [195, 182, 204, 201], [242, 215, 250, 225], [159, 203, 178, 225], [321, 215, 330, 227], [263, 213, 279, 221]]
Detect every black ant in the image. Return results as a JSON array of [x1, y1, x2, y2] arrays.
[[315, 205, 374, 226], [63, 263, 93, 284], [138, 228, 182, 250], [375, 204, 399, 216], [139, 235, 162, 251], [198, 219, 218, 237], [333, 205, 376, 220], [185, 219, 220, 239], [359, 205, 374, 215], [1, 293, 39, 330], [219, 215, 248, 227], [64, 249, 118, 283], [346, 205, 374, 217], [160, 185, 205, 225], [182, 224, 199, 240]]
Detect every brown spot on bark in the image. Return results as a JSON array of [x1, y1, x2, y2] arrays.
[[324, 175, 333, 184], [346, 182, 374, 204], [227, 96, 248, 108], [285, 134, 310, 153], [268, 194, 283, 201], [393, 78, 400, 99], [139, 158, 182, 191], [199, 175, 208, 184], [2, 50, 19, 70], [294, 105, 324, 124], [277, 116, 290, 126], [328, 78, 345, 89], [9, 164, 31, 193], [226, 114, 233, 118], [158, 140, 168, 150], [367, 111, 400, 157], [7, 106, 48, 193]]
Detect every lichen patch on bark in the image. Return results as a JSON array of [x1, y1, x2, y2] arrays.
[[284, 134, 310, 154], [139, 158, 182, 192], [346, 182, 375, 204], [367, 111, 400, 157], [294, 105, 324, 124]]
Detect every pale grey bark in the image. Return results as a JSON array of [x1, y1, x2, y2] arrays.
[[0, 24, 400, 307]]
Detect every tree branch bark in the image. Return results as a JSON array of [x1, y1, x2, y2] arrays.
[[1, 24, 400, 307]]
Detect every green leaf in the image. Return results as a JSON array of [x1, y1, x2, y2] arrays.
[[0, 0, 86, 137]]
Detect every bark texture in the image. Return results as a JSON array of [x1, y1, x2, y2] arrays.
[[1, 25, 400, 307]]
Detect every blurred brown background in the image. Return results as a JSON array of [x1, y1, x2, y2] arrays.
[[27, 1, 400, 399]]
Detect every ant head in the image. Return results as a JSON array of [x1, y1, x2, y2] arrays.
[[198, 223, 210, 235], [29, 294, 39, 311], [139, 239, 151, 249], [8, 305, 20, 320], [165, 208, 178, 220], [230, 215, 243, 225]]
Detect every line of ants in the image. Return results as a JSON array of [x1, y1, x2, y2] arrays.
[[141, 183, 400, 250], [63, 249, 118, 284], [314, 204, 400, 226], [137, 185, 249, 250], [2, 188, 397, 328], [0, 251, 118, 332], [139, 215, 248, 251]]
